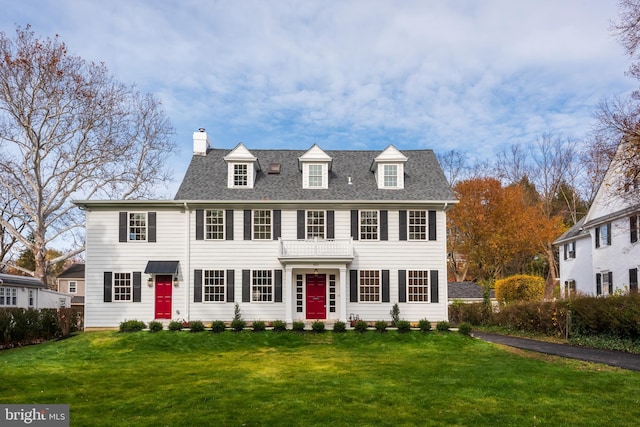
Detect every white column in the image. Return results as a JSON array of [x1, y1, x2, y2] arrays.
[[339, 266, 347, 322], [285, 265, 293, 324]]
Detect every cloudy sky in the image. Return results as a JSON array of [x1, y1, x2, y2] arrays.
[[1, 0, 635, 194]]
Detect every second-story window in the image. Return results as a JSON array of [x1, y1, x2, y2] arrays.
[[631, 215, 639, 243], [306, 211, 325, 238], [360, 210, 378, 240], [206, 210, 225, 240], [564, 242, 576, 259], [408, 210, 427, 240], [69, 281, 77, 293], [129, 213, 147, 241], [253, 210, 272, 240], [233, 164, 248, 187], [596, 223, 611, 248]]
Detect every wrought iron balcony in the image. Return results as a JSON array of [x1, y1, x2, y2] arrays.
[[278, 238, 354, 261]]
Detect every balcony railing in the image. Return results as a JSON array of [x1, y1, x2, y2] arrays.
[[278, 238, 354, 260]]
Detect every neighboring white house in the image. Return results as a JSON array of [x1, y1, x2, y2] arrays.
[[75, 130, 458, 328], [555, 144, 640, 297], [0, 273, 72, 309]]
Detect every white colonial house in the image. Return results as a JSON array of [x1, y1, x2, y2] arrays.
[[0, 273, 72, 309], [75, 130, 457, 328], [555, 144, 640, 296]]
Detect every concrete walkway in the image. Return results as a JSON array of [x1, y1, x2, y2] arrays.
[[472, 331, 640, 371]]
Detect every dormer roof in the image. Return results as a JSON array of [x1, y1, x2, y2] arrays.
[[371, 145, 408, 170], [223, 143, 259, 163]]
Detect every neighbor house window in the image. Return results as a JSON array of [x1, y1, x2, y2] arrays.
[[602, 272, 612, 295], [408, 270, 429, 302], [360, 211, 379, 240], [359, 270, 380, 302], [206, 209, 225, 240], [308, 164, 323, 188], [631, 215, 639, 244], [252, 270, 273, 302], [564, 242, 576, 260], [129, 213, 147, 241], [204, 270, 225, 302], [408, 210, 427, 240], [595, 223, 611, 248], [383, 164, 398, 188], [564, 280, 576, 296], [69, 281, 77, 293], [253, 210, 272, 240], [0, 287, 17, 306], [233, 164, 248, 187], [28, 290, 34, 307], [306, 210, 325, 238], [113, 273, 132, 301]]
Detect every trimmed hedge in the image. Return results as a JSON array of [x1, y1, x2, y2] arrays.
[[0, 308, 82, 348], [495, 274, 544, 305]]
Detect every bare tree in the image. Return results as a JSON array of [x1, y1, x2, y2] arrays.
[[0, 26, 175, 284], [0, 189, 25, 270], [495, 142, 529, 185], [437, 149, 468, 187]]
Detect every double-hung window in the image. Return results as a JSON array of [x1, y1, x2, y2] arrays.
[[564, 242, 576, 259], [0, 287, 17, 306], [408, 210, 427, 240], [383, 164, 398, 188], [595, 223, 611, 248], [408, 270, 429, 302], [631, 215, 639, 244], [306, 211, 325, 238], [129, 213, 147, 241], [308, 164, 323, 188], [69, 281, 77, 293], [252, 270, 273, 302], [204, 270, 225, 302], [206, 209, 225, 240], [113, 273, 132, 301], [28, 290, 34, 307], [360, 211, 378, 240], [253, 210, 272, 240], [564, 280, 576, 296], [233, 164, 248, 187], [359, 270, 380, 302]]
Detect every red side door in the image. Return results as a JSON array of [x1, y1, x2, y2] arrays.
[[306, 274, 326, 319], [155, 275, 173, 319]]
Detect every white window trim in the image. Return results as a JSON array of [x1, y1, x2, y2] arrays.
[[251, 269, 273, 303], [253, 210, 273, 240], [128, 212, 148, 242], [0, 287, 18, 306], [205, 209, 225, 240], [406, 270, 430, 303], [228, 162, 254, 189], [203, 269, 226, 303], [376, 163, 404, 189], [302, 163, 328, 189], [358, 269, 381, 303], [359, 210, 379, 241], [408, 210, 427, 241], [69, 281, 77, 293], [113, 272, 133, 302], [306, 210, 326, 239]]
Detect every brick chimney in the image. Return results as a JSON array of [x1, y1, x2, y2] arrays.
[[193, 128, 211, 156]]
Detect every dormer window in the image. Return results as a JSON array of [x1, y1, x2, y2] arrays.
[[372, 145, 407, 189], [233, 164, 248, 187], [299, 145, 331, 189], [224, 143, 259, 189]]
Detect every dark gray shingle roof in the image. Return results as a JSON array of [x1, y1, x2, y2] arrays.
[[57, 263, 85, 279], [553, 217, 588, 245], [0, 273, 45, 288], [175, 148, 456, 202], [448, 282, 495, 299]]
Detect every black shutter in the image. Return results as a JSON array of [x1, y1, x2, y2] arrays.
[[382, 270, 390, 302], [631, 216, 638, 244], [350, 270, 358, 302], [430, 270, 439, 303], [244, 210, 252, 240], [273, 210, 281, 240], [148, 212, 156, 242], [297, 210, 305, 239], [226, 269, 235, 302], [608, 272, 613, 294], [133, 272, 141, 302], [428, 210, 437, 241], [274, 270, 283, 302], [595, 227, 601, 248], [103, 272, 112, 302], [226, 210, 234, 240], [351, 210, 359, 240], [242, 269, 251, 302], [596, 273, 602, 295], [630, 268, 638, 293], [380, 211, 388, 241], [327, 210, 335, 239], [119, 212, 127, 242], [194, 269, 202, 303], [563, 244, 567, 260], [399, 210, 407, 241], [196, 210, 204, 240], [398, 270, 406, 303], [606, 224, 612, 245]]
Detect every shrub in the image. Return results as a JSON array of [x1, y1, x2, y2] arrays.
[[291, 321, 305, 332], [119, 319, 146, 333], [436, 321, 450, 332], [272, 320, 287, 332], [148, 321, 163, 332], [457, 322, 472, 336], [252, 320, 266, 332], [230, 319, 246, 331], [189, 320, 205, 332], [389, 303, 400, 327], [495, 274, 545, 305], [210, 320, 226, 333], [374, 320, 388, 332], [311, 320, 326, 333], [449, 301, 492, 326], [332, 320, 347, 333], [417, 318, 431, 332], [233, 302, 242, 321], [168, 321, 183, 331], [353, 320, 368, 333], [396, 320, 411, 332]]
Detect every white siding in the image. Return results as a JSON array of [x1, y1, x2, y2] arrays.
[[592, 216, 640, 294]]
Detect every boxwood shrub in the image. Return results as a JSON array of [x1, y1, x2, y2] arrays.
[[119, 319, 146, 333], [272, 320, 287, 332], [210, 320, 226, 333]]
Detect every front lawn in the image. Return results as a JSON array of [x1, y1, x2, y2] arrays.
[[1, 330, 639, 426]]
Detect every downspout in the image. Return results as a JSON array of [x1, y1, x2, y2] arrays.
[[184, 202, 191, 322]]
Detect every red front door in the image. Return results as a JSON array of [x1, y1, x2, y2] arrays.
[[306, 274, 326, 319], [155, 275, 173, 319]]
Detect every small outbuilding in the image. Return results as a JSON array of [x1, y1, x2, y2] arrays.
[[0, 273, 71, 309]]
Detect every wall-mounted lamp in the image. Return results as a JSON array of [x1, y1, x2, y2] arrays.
[[313, 268, 319, 277], [173, 276, 179, 287], [147, 277, 153, 287]]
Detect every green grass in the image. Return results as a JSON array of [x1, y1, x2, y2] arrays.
[[2, 331, 640, 426]]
